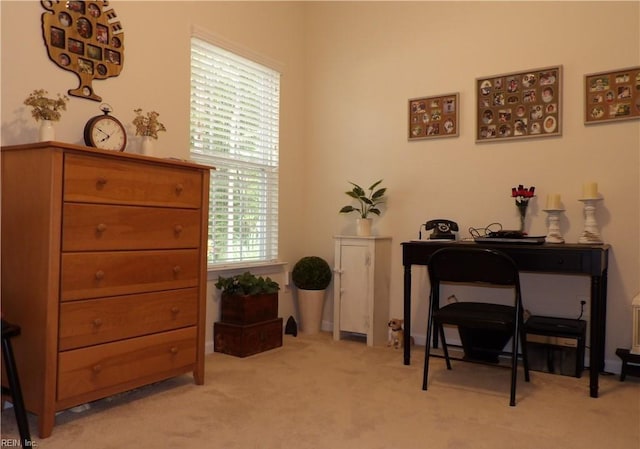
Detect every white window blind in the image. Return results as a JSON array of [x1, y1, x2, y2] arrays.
[[190, 36, 280, 266]]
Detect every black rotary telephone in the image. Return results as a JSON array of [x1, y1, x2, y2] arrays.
[[424, 219, 459, 240]]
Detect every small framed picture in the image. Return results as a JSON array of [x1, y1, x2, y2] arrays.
[[584, 66, 640, 125], [408, 92, 459, 140], [50, 27, 65, 49], [476, 65, 562, 142]]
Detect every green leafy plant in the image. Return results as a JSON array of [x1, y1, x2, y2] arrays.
[[339, 179, 387, 218], [215, 271, 280, 296], [292, 256, 332, 290], [23, 89, 69, 121]]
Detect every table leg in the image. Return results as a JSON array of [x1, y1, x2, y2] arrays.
[[589, 273, 606, 398], [404, 265, 411, 365]]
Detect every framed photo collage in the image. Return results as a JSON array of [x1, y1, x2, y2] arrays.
[[408, 64, 638, 143], [584, 66, 640, 125], [476, 66, 562, 142], [408, 93, 459, 141]]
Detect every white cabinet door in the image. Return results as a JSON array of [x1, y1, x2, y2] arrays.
[[339, 243, 370, 334]]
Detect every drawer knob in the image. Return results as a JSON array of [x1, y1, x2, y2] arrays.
[[92, 364, 102, 373], [170, 346, 179, 354], [92, 318, 103, 327], [95, 270, 105, 280], [173, 266, 182, 274], [96, 223, 107, 233], [96, 177, 108, 187], [175, 183, 184, 194], [171, 306, 180, 314], [174, 225, 183, 234]]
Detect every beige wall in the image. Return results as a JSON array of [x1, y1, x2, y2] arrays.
[[2, 1, 638, 370], [301, 1, 639, 370], [1, 0, 308, 350]]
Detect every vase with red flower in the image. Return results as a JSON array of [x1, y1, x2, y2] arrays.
[[511, 184, 535, 233]]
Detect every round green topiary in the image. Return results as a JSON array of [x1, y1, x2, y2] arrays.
[[291, 256, 332, 290]]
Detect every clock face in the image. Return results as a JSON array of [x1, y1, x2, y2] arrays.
[[85, 115, 127, 151]]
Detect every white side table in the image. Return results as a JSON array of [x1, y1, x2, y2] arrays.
[[333, 236, 391, 346]]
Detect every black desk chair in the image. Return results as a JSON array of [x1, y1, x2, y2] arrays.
[[422, 247, 530, 406], [2, 319, 32, 446]]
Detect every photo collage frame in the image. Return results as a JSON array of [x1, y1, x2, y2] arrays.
[[41, 0, 125, 101], [584, 66, 640, 124], [408, 93, 459, 140], [475, 65, 562, 142]]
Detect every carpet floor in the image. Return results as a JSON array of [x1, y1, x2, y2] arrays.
[[2, 332, 639, 448]]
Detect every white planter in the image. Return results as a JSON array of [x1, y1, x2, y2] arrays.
[[298, 289, 326, 334], [141, 136, 154, 156], [356, 218, 372, 236], [39, 120, 55, 141]]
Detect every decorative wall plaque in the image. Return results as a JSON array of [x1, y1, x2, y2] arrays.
[[41, 1, 125, 102], [476, 65, 562, 142]]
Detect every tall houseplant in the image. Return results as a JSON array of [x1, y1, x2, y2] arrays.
[[339, 179, 387, 236], [292, 256, 332, 334]]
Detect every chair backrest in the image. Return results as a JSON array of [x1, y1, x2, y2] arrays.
[[428, 247, 520, 287]]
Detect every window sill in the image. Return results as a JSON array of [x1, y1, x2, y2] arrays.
[[206, 261, 287, 281]]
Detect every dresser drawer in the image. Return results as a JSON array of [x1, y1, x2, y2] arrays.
[[62, 203, 201, 251], [64, 153, 203, 208], [59, 288, 198, 350], [61, 249, 200, 301], [57, 327, 197, 401]]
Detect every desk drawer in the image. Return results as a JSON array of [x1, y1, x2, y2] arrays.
[[62, 203, 201, 251], [64, 154, 203, 208], [61, 249, 200, 301], [57, 327, 196, 401], [515, 251, 584, 273], [59, 288, 198, 350]]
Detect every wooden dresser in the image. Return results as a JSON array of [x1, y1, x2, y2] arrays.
[[1, 142, 210, 438]]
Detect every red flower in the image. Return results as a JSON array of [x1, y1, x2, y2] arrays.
[[512, 185, 535, 198], [511, 185, 535, 232]]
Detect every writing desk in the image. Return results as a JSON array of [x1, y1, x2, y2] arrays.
[[402, 240, 610, 398]]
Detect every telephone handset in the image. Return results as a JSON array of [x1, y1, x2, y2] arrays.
[[425, 219, 459, 240]]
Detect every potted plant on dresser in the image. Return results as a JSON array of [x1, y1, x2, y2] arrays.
[[292, 256, 333, 334], [213, 272, 283, 357]]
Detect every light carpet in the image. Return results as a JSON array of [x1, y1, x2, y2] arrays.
[[2, 332, 639, 448]]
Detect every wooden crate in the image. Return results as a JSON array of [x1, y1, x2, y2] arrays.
[[214, 318, 283, 358], [220, 293, 278, 325]]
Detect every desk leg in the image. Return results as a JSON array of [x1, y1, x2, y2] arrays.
[[404, 265, 411, 365], [589, 272, 607, 398]]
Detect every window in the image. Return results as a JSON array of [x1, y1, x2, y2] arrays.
[[190, 34, 280, 266]]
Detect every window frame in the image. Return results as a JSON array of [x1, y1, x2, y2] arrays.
[[190, 26, 282, 269]]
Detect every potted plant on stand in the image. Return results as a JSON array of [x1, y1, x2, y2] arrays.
[[292, 256, 332, 334], [339, 179, 387, 236], [213, 272, 282, 357]]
